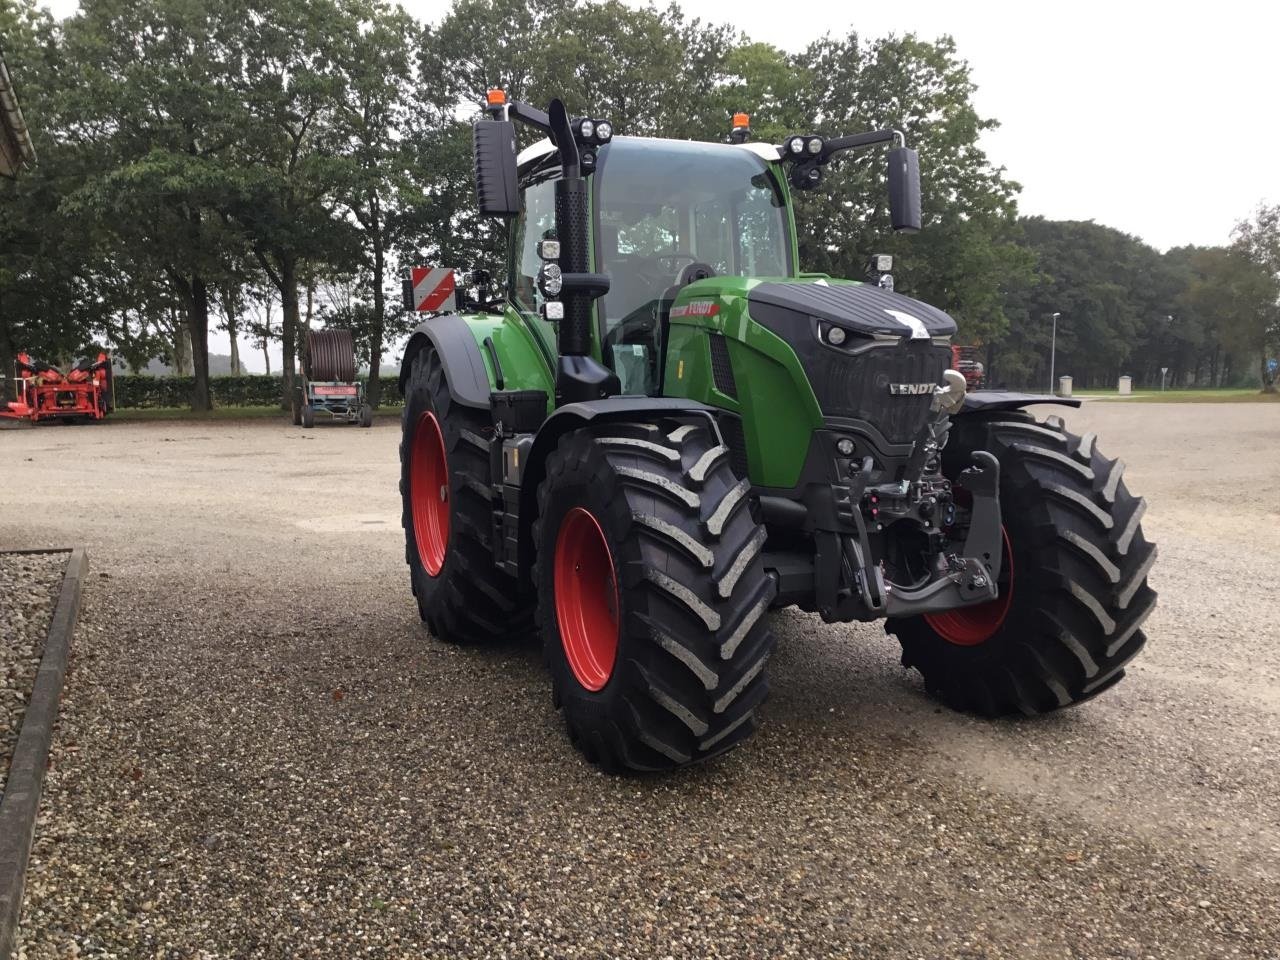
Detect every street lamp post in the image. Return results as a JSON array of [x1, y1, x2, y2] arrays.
[[1049, 312, 1061, 394]]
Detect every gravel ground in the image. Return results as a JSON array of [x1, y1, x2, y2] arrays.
[[2, 404, 1278, 959], [0, 552, 66, 799]]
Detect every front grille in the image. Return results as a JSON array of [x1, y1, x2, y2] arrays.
[[708, 333, 737, 398], [809, 342, 950, 443]]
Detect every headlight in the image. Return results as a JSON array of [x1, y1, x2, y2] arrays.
[[787, 137, 804, 155], [827, 326, 847, 346], [538, 263, 563, 297], [595, 121, 612, 142], [806, 136, 823, 155], [579, 119, 594, 139]]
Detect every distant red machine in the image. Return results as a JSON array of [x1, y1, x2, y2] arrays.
[[2, 351, 114, 424], [951, 344, 986, 391]]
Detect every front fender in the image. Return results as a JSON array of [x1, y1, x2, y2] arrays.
[[959, 390, 1081, 414], [516, 397, 721, 579], [398, 314, 493, 409]]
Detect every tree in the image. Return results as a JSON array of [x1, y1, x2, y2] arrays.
[[786, 34, 1030, 349], [329, 0, 416, 406], [228, 0, 355, 405], [57, 0, 257, 410], [0, 0, 106, 392], [1231, 204, 1280, 391], [995, 219, 1187, 389]]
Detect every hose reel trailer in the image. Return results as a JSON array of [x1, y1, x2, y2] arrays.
[[293, 329, 372, 428]]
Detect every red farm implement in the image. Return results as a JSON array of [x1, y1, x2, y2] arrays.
[[950, 344, 987, 391], [2, 352, 114, 424]]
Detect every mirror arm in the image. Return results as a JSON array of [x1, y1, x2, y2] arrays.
[[506, 100, 551, 132], [818, 128, 903, 163]]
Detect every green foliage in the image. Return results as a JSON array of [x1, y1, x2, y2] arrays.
[[786, 34, 1029, 348], [1230, 204, 1280, 390], [4, 0, 1273, 405]]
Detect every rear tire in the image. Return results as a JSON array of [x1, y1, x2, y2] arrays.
[[301, 403, 315, 429], [887, 413, 1157, 715], [534, 419, 776, 771], [399, 345, 530, 643], [359, 403, 373, 428]]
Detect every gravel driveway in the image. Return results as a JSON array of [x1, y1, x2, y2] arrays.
[[2, 403, 1278, 958], [0, 552, 64, 799]]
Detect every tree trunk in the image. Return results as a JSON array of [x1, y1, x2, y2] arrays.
[[1262, 350, 1277, 393], [262, 339, 271, 375], [170, 308, 190, 376], [188, 274, 212, 411], [280, 255, 299, 409], [368, 213, 386, 408], [0, 308, 15, 403], [299, 280, 314, 380], [227, 309, 242, 375]]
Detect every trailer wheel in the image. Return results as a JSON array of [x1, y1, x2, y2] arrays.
[[887, 413, 1157, 715], [399, 344, 530, 642], [359, 404, 373, 428], [534, 420, 776, 771], [301, 403, 315, 429]]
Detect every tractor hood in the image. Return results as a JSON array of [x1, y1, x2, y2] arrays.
[[746, 279, 957, 341]]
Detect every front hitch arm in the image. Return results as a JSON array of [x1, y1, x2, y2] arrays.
[[883, 450, 1003, 619], [958, 450, 1002, 583]]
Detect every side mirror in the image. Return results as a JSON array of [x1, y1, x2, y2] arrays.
[[473, 119, 519, 218], [887, 147, 921, 233]]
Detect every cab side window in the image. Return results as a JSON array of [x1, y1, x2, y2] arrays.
[[512, 176, 557, 313]]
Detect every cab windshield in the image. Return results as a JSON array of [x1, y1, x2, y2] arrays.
[[593, 137, 792, 393]]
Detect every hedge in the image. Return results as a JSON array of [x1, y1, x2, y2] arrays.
[[112, 374, 403, 408]]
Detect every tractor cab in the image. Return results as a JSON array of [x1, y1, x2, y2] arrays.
[[514, 135, 793, 395]]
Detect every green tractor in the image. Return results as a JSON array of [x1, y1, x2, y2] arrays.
[[398, 93, 1157, 771]]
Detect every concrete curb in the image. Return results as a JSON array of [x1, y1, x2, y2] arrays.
[[0, 547, 86, 960]]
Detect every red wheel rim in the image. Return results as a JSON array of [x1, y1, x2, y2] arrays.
[[410, 411, 450, 576], [924, 527, 1014, 646], [554, 507, 620, 691]]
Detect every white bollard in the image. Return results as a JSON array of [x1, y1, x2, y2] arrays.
[[1118, 375, 1132, 395], [1058, 375, 1073, 397]]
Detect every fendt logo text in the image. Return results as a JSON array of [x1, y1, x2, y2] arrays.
[[888, 383, 936, 395]]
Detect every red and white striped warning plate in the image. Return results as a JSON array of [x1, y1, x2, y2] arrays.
[[410, 267, 457, 313]]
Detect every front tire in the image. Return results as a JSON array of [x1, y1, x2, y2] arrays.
[[301, 403, 315, 429], [399, 345, 530, 643], [534, 419, 776, 771], [887, 413, 1157, 715]]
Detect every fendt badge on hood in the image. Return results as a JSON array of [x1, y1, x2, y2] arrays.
[[888, 382, 937, 396]]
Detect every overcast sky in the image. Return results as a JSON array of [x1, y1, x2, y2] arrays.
[[38, 0, 1280, 371]]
